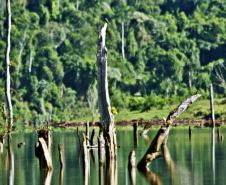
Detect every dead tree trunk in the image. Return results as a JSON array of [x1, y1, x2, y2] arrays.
[[96, 21, 118, 185], [137, 94, 201, 171], [5, 0, 13, 129], [209, 84, 215, 127], [121, 22, 125, 59], [96, 22, 117, 160], [83, 134, 89, 185]]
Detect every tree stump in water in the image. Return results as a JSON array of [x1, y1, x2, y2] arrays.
[[83, 134, 89, 185], [35, 129, 52, 170]]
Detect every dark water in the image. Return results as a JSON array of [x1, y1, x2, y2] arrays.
[[0, 127, 226, 185]]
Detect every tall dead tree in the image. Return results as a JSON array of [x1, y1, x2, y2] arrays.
[[137, 94, 201, 171], [96, 22, 117, 160], [5, 0, 13, 129], [209, 84, 215, 127], [96, 22, 118, 185]]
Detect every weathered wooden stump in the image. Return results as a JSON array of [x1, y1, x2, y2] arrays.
[[83, 134, 89, 185], [35, 129, 52, 170], [128, 150, 136, 185]]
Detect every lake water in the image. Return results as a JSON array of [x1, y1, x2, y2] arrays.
[[0, 127, 226, 185]]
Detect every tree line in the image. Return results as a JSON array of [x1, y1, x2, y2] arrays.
[[0, 0, 226, 127]]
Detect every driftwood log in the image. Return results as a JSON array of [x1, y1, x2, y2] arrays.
[[137, 94, 201, 171]]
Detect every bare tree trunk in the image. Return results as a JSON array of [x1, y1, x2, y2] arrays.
[[121, 22, 125, 59], [188, 71, 192, 90], [28, 48, 33, 73], [209, 84, 215, 127], [76, 0, 79, 10], [5, 0, 13, 129], [96, 22, 117, 185], [96, 22, 117, 156]]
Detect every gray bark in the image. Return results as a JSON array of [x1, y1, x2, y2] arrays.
[[96, 22, 117, 185], [96, 22, 114, 131], [5, 0, 13, 129]]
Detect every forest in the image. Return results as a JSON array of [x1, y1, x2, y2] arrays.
[[0, 0, 226, 127]]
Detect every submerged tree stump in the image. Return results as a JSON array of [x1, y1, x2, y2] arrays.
[[138, 94, 201, 171], [35, 129, 52, 170]]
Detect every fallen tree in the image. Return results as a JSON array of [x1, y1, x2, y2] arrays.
[[137, 93, 201, 171]]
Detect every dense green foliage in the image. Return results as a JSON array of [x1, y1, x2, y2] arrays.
[[0, 0, 226, 126]]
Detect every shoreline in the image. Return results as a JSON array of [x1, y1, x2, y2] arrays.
[[57, 118, 226, 128]]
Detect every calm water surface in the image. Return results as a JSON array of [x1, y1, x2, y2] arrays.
[[0, 127, 226, 185]]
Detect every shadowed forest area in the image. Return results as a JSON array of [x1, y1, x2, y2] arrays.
[[0, 0, 226, 127]]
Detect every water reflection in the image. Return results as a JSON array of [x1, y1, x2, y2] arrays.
[[7, 134, 14, 185], [0, 128, 226, 185], [40, 169, 52, 185], [128, 150, 136, 185], [212, 128, 215, 185]]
